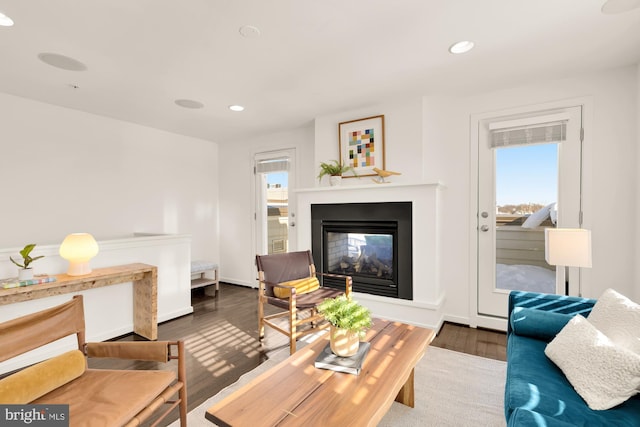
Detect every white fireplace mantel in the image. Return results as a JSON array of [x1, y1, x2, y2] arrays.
[[295, 181, 444, 194], [294, 181, 445, 330]]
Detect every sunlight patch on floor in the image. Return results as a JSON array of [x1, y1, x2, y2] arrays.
[[182, 320, 261, 376]]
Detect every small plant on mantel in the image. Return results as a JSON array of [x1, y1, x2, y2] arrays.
[[317, 160, 357, 183]]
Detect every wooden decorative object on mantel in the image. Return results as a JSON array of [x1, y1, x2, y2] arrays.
[[0, 263, 158, 340], [371, 167, 401, 184]]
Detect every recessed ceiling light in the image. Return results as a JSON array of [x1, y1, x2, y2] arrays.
[[0, 11, 14, 27], [38, 53, 87, 71], [601, 0, 640, 14], [448, 40, 475, 54], [229, 105, 245, 112], [239, 25, 261, 38], [175, 99, 204, 109]]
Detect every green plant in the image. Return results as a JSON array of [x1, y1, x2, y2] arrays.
[[317, 295, 372, 338], [317, 160, 357, 181], [10, 243, 44, 269]]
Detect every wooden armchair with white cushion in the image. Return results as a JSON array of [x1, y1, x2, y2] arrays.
[[0, 295, 187, 427]]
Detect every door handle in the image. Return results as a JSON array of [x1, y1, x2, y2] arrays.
[[480, 225, 489, 232]]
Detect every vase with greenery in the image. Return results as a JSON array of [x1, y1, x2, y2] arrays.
[[317, 160, 357, 186], [317, 294, 372, 357], [10, 243, 44, 281]]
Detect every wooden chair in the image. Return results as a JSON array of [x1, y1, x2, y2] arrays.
[[0, 295, 187, 427], [256, 250, 352, 355]]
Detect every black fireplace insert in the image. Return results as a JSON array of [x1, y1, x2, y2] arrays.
[[311, 202, 412, 299]]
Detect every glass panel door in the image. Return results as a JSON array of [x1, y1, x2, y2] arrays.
[[495, 143, 557, 294], [477, 106, 582, 319], [265, 172, 289, 254], [255, 149, 296, 255]]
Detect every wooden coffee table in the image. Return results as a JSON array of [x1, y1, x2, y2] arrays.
[[205, 319, 435, 427]]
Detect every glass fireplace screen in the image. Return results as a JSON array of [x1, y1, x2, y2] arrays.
[[326, 232, 393, 280]]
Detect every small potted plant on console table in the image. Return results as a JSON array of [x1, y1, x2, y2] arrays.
[[10, 243, 44, 281], [317, 294, 372, 357]]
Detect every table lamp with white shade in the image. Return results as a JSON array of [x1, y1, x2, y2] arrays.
[[544, 228, 592, 296], [59, 233, 99, 276]]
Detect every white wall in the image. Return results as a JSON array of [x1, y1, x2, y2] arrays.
[[218, 125, 315, 286], [0, 93, 219, 263], [422, 96, 470, 322], [314, 96, 424, 186], [425, 65, 639, 323]]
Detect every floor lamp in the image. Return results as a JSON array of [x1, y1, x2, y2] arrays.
[[544, 228, 592, 296]]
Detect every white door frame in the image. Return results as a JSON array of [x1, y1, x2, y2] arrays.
[[252, 148, 297, 257], [468, 97, 592, 330]]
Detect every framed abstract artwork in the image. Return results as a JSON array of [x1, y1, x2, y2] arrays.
[[339, 115, 385, 178]]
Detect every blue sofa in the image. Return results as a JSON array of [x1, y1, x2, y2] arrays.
[[505, 291, 640, 426]]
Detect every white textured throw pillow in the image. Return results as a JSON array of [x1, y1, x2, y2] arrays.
[[545, 315, 640, 410], [588, 288, 640, 355]]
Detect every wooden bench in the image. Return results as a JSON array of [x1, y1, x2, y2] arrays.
[[191, 260, 219, 297], [205, 319, 434, 426]]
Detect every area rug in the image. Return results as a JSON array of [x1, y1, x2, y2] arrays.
[[169, 345, 506, 427]]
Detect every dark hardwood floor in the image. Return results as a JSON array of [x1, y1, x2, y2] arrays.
[[90, 283, 506, 426], [432, 321, 507, 361]]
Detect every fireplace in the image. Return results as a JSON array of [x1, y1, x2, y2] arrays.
[[311, 202, 412, 299]]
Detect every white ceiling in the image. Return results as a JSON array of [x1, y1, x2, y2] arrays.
[[0, 0, 639, 143]]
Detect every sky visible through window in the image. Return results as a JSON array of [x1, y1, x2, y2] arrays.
[[267, 171, 288, 187], [496, 143, 558, 206]]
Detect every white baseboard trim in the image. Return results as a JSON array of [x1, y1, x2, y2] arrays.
[[442, 314, 471, 326], [159, 306, 193, 323], [220, 277, 253, 288], [441, 314, 507, 333], [474, 315, 508, 332]]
